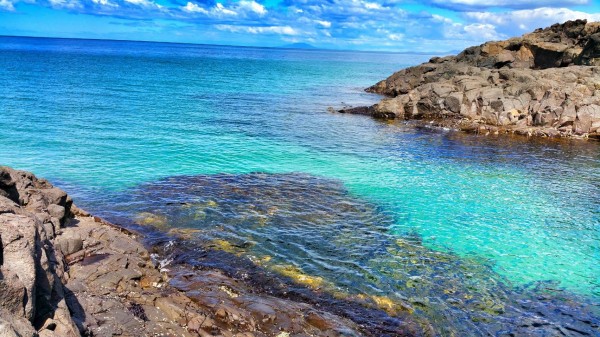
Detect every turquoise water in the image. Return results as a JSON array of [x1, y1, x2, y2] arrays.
[[1, 37, 599, 319]]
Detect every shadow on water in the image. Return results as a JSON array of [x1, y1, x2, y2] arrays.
[[90, 172, 599, 336]]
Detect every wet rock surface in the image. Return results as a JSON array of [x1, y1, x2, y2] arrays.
[[351, 20, 600, 140], [0, 166, 372, 336]]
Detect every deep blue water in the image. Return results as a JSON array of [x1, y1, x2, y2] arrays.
[[1, 36, 599, 335]]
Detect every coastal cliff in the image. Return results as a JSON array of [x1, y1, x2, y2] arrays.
[[343, 20, 600, 139], [0, 167, 391, 337]]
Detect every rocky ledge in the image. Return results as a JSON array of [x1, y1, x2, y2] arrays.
[[0, 166, 375, 337], [341, 20, 600, 139]]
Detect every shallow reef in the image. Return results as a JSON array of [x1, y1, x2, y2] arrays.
[[94, 172, 600, 336]]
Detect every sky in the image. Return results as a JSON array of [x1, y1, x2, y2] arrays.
[[1, 0, 600, 52]]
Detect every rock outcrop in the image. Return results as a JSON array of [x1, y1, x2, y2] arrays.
[[0, 166, 387, 337], [345, 20, 600, 139]]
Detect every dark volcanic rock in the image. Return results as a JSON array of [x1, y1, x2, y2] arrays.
[[355, 20, 600, 139]]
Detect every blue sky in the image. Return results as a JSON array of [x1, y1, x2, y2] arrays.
[[1, 0, 599, 51]]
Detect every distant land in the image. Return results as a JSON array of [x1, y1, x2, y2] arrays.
[[281, 42, 318, 49], [0, 35, 447, 54]]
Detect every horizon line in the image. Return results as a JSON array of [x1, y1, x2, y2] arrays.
[[0, 34, 450, 55]]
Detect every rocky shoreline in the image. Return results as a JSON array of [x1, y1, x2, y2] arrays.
[[0, 167, 346, 337], [339, 20, 600, 140], [0, 166, 400, 337]]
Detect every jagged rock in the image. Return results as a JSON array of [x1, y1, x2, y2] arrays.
[[55, 234, 83, 256], [0, 213, 38, 320], [0, 166, 78, 337], [358, 20, 600, 140], [0, 312, 37, 337]]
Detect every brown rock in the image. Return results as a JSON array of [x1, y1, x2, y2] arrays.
[[358, 20, 600, 140]]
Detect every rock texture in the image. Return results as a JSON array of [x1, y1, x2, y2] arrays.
[[0, 166, 377, 337], [346, 20, 600, 139]]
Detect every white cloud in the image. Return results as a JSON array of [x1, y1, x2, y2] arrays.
[[388, 33, 403, 40], [315, 20, 331, 28], [431, 13, 505, 42], [238, 0, 266, 15], [216, 24, 299, 35], [462, 23, 502, 40], [183, 1, 208, 13], [0, 0, 15, 10], [49, 0, 81, 9], [91, 0, 118, 7], [182, 2, 237, 16], [432, 14, 453, 24], [364, 1, 382, 9], [429, 0, 589, 10], [214, 3, 237, 15], [465, 7, 600, 34], [123, 0, 161, 8]]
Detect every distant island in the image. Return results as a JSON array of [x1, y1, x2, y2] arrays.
[[281, 42, 318, 49]]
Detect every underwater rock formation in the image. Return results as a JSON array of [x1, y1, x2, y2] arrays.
[[103, 173, 600, 337]]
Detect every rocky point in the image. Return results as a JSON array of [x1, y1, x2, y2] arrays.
[[340, 20, 600, 139]]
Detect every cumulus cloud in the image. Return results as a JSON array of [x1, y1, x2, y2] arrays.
[[182, 1, 207, 13], [388, 33, 403, 40], [215, 24, 299, 35], [238, 0, 266, 15], [2, 0, 600, 52], [433, 15, 506, 43], [91, 0, 118, 7], [182, 0, 267, 17], [0, 0, 15, 10], [465, 7, 600, 35], [315, 20, 331, 28], [49, 0, 82, 9], [427, 0, 589, 11], [364, 2, 382, 10], [123, 0, 160, 7], [213, 3, 236, 15]]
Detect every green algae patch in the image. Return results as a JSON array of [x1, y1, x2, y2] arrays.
[[270, 264, 327, 290], [135, 212, 168, 229]]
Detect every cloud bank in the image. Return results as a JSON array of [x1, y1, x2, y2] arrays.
[[0, 0, 599, 51]]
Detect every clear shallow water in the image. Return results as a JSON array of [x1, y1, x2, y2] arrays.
[[1, 36, 599, 329], [98, 173, 599, 335]]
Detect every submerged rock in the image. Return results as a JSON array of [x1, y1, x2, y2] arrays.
[[355, 20, 600, 139], [101, 172, 600, 337], [0, 167, 382, 336]]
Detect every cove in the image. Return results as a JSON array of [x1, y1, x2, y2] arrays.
[[1, 36, 599, 332]]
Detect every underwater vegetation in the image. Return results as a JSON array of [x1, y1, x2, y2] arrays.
[[106, 173, 598, 336]]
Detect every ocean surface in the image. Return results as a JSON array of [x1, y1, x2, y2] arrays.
[[1, 36, 599, 334]]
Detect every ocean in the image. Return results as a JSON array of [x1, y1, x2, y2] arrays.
[[1, 36, 599, 334]]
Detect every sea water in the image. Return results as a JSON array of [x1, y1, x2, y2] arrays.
[[1, 36, 599, 332]]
